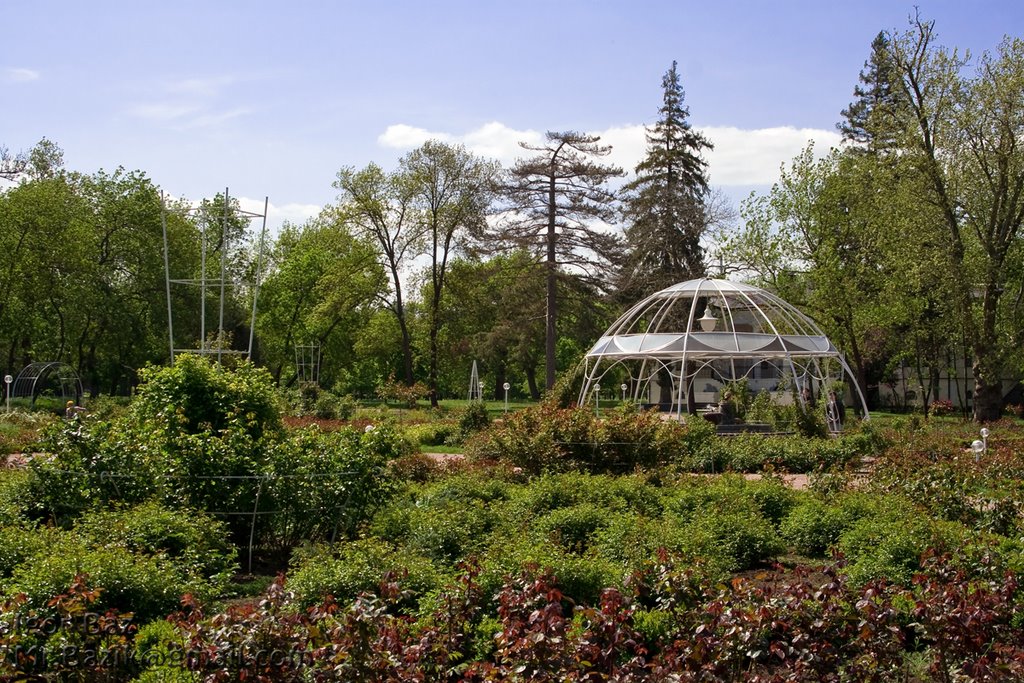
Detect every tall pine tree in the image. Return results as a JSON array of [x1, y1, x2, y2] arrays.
[[495, 131, 623, 390], [619, 61, 713, 299], [837, 31, 902, 151]]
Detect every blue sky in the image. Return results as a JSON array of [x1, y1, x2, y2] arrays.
[[3, 1, 1021, 230]]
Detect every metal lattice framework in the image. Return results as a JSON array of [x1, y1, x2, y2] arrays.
[[162, 189, 269, 364], [578, 278, 869, 422], [295, 343, 322, 385], [10, 362, 83, 408]]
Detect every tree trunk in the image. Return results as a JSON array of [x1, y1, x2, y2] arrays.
[[525, 365, 541, 400], [398, 317, 415, 386], [545, 170, 558, 391], [428, 323, 439, 408], [973, 284, 1005, 422], [973, 356, 1004, 422]]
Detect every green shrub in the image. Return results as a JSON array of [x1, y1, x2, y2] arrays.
[[134, 619, 190, 682], [662, 476, 785, 570], [838, 515, 932, 586], [465, 404, 590, 473], [288, 538, 442, 610], [313, 390, 340, 419], [679, 505, 784, 570], [467, 404, 722, 474], [836, 501, 967, 586], [591, 511, 661, 568], [508, 472, 627, 519], [2, 536, 201, 623], [0, 523, 65, 578], [82, 394, 132, 420], [418, 471, 514, 507], [34, 366, 400, 555], [457, 402, 491, 441], [32, 418, 158, 522], [130, 355, 282, 441], [148, 428, 265, 543], [604, 473, 667, 518], [780, 497, 852, 556], [480, 536, 623, 608], [591, 405, 670, 470], [663, 474, 784, 520], [31, 357, 284, 537], [746, 475, 798, 525], [0, 469, 36, 524], [405, 421, 458, 447], [369, 475, 510, 563], [266, 424, 399, 547], [405, 502, 496, 563], [73, 501, 236, 589], [745, 389, 776, 425], [632, 608, 674, 644], [532, 502, 611, 553]]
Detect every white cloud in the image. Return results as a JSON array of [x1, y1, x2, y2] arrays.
[[460, 122, 544, 162], [166, 76, 237, 97], [378, 124, 452, 149], [378, 121, 842, 189], [2, 67, 40, 83], [378, 122, 542, 164], [128, 100, 250, 130], [237, 196, 322, 233], [184, 107, 251, 129], [701, 125, 843, 186], [596, 125, 647, 176], [129, 103, 202, 122], [127, 74, 254, 129]]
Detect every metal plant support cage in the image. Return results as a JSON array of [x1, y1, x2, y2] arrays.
[[162, 188, 269, 365], [578, 278, 869, 428], [295, 343, 322, 386]]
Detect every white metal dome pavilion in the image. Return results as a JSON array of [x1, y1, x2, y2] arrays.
[[578, 278, 869, 423]]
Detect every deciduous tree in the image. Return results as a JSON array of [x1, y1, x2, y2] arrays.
[[333, 163, 422, 385], [882, 15, 1024, 421], [402, 141, 498, 406], [256, 212, 385, 389]]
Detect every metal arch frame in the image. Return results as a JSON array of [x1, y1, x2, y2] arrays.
[[10, 361, 84, 408], [579, 278, 869, 422], [162, 189, 269, 365]]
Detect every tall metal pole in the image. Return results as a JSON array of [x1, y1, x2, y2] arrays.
[[161, 193, 176, 363], [200, 199, 207, 355], [247, 196, 269, 360], [218, 187, 229, 364]]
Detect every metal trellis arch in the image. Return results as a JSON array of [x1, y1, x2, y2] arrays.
[[10, 362, 83, 408]]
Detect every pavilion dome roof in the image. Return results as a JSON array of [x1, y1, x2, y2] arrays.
[[586, 278, 838, 361]]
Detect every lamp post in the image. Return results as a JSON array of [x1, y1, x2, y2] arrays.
[[594, 383, 601, 417], [478, 381, 485, 403], [971, 439, 985, 462], [503, 382, 510, 414], [3, 375, 11, 414], [620, 383, 627, 402]]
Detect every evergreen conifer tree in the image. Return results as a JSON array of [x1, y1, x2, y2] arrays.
[[838, 32, 901, 151], [619, 61, 713, 299], [496, 131, 623, 390]]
